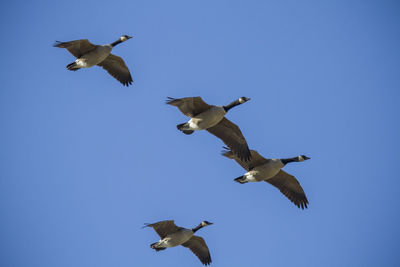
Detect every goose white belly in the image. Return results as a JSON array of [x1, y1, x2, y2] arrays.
[[244, 159, 284, 182], [76, 45, 112, 68], [188, 106, 226, 130], [158, 229, 194, 248]]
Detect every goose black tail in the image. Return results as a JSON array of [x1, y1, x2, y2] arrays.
[[66, 62, 79, 71], [234, 176, 247, 184], [177, 123, 194, 135], [150, 242, 166, 251]]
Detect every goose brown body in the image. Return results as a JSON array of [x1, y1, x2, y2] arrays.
[[54, 35, 133, 86]]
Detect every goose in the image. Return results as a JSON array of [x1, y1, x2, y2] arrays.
[[144, 220, 213, 265], [222, 147, 310, 209], [167, 96, 251, 161], [54, 35, 133, 86]]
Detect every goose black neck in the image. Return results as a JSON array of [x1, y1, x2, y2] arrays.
[[111, 39, 123, 47], [223, 100, 241, 112], [191, 224, 203, 233], [281, 157, 299, 165]]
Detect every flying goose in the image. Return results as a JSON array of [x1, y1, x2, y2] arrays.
[[54, 35, 133, 86], [222, 147, 310, 209], [167, 96, 251, 162], [144, 220, 213, 265]]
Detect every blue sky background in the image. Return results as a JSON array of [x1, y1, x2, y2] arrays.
[[1, 0, 399, 266]]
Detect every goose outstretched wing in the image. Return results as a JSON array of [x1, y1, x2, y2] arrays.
[[54, 39, 97, 58], [266, 170, 309, 209], [97, 54, 133, 86], [144, 220, 182, 239], [207, 118, 251, 162], [222, 147, 268, 170], [182, 235, 212, 265], [166, 97, 212, 117]]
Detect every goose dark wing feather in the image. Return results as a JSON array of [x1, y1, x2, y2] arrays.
[[97, 54, 133, 86], [144, 220, 182, 239], [222, 148, 269, 170], [207, 118, 251, 162], [266, 170, 309, 209], [182, 236, 212, 266], [166, 97, 211, 117], [54, 39, 97, 58]]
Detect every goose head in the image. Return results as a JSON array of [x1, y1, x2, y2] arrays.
[[192, 221, 213, 233], [120, 35, 133, 42], [298, 155, 311, 161], [238, 97, 251, 104], [223, 97, 251, 112], [201, 221, 213, 227]]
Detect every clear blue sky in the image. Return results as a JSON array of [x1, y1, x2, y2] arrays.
[[1, 0, 399, 266]]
